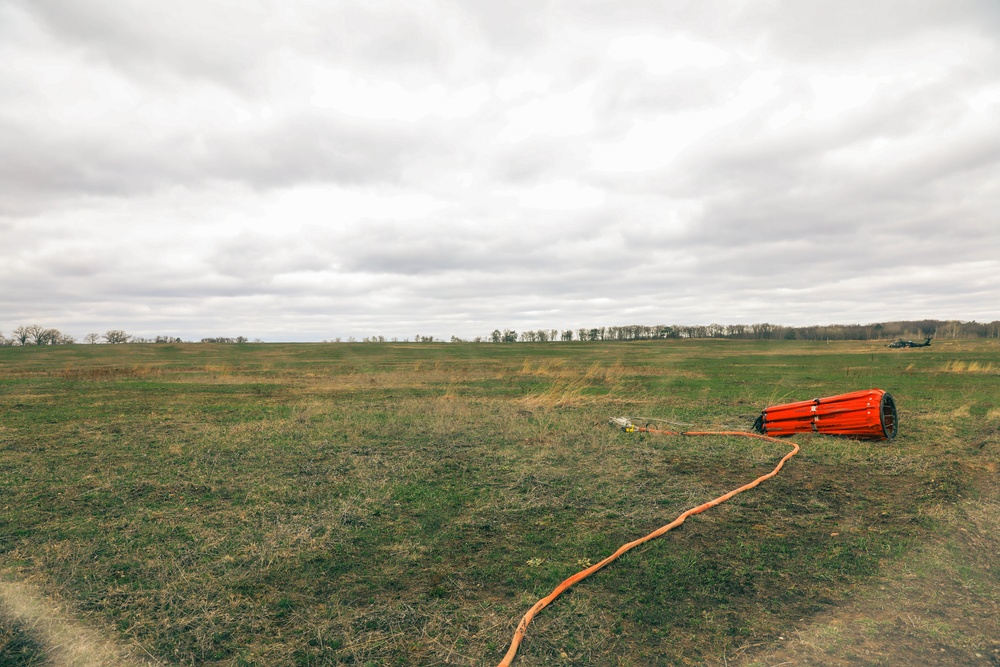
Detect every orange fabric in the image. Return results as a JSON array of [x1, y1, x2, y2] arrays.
[[760, 389, 894, 439], [496, 430, 800, 667]]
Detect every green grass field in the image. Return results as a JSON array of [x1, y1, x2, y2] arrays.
[[1, 339, 998, 666]]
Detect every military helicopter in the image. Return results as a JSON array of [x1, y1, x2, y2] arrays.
[[887, 336, 932, 348]]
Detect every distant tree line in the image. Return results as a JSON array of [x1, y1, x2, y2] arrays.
[[4, 319, 998, 346], [1, 326, 251, 346], [365, 320, 999, 343], [466, 320, 1000, 342], [0, 324, 76, 346], [467, 320, 999, 342]]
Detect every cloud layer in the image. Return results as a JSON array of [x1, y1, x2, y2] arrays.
[[3, 0, 999, 340]]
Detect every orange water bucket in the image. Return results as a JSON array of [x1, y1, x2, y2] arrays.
[[753, 389, 897, 440]]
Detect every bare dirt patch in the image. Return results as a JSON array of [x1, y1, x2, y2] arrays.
[[0, 580, 156, 667]]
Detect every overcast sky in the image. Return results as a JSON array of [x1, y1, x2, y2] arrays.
[[2, 0, 999, 341]]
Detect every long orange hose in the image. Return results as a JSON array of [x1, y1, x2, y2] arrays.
[[496, 429, 801, 667]]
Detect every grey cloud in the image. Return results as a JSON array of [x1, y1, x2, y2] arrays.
[[876, 129, 1000, 196], [0, 121, 177, 209], [455, 0, 554, 52], [0, 111, 446, 214], [594, 66, 736, 122], [209, 234, 335, 281], [687, 178, 998, 260], [18, 0, 273, 92], [626, 71, 1000, 258], [488, 139, 590, 184], [568, 1, 743, 39], [205, 222, 614, 287], [1, 3, 482, 213], [681, 85, 979, 188], [333, 220, 577, 276], [205, 114, 444, 189], [334, 5, 453, 73], [758, 0, 1000, 59], [17, 0, 478, 92]]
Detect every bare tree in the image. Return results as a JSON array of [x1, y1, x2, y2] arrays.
[[6, 325, 74, 345], [84, 333, 101, 344], [23, 324, 44, 345], [39, 328, 66, 345], [11, 326, 29, 345], [103, 330, 130, 344]]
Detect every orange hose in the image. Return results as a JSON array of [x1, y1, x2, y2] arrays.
[[496, 430, 800, 667]]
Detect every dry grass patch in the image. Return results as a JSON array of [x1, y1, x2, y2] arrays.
[[520, 378, 590, 409], [939, 360, 998, 374], [518, 359, 567, 376], [583, 361, 626, 384]]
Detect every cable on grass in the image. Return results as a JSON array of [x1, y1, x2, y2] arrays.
[[496, 428, 800, 667]]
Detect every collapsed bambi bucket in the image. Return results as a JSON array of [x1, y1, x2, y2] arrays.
[[753, 388, 897, 440]]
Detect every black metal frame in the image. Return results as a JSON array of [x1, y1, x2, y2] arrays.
[[880, 392, 898, 439]]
